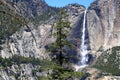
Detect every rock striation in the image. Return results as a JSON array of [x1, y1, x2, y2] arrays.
[[87, 0, 120, 54], [0, 1, 86, 79]]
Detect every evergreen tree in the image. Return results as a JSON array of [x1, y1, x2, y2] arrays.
[[49, 9, 72, 66]]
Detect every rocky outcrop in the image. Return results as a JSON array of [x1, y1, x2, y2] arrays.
[[0, 0, 58, 59], [0, 64, 37, 80], [0, 64, 52, 80], [4, 0, 58, 18], [0, 1, 87, 79], [86, 0, 120, 78], [87, 0, 120, 54], [0, 2, 85, 59], [98, 76, 120, 80], [0, 22, 54, 59]]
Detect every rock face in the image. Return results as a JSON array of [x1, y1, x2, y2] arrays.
[[98, 76, 120, 80], [85, 0, 120, 79], [87, 0, 120, 54], [4, 0, 57, 18], [0, 1, 86, 79], [0, 0, 59, 59], [1, 0, 120, 79], [0, 1, 85, 59], [1, 0, 120, 62], [0, 0, 55, 79], [0, 64, 38, 80], [0, 23, 54, 59]]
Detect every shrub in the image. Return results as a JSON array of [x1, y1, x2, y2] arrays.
[[94, 46, 120, 76]]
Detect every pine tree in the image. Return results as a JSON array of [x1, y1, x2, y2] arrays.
[[49, 9, 72, 66]]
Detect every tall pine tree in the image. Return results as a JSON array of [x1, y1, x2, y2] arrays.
[[49, 9, 72, 66]]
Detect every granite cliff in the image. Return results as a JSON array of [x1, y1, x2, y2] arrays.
[[0, 0, 86, 79], [87, 0, 120, 54], [0, 0, 120, 80]]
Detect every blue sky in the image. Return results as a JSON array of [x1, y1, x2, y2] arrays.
[[45, 0, 95, 8]]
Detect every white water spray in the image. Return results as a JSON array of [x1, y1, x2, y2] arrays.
[[79, 9, 88, 66], [74, 10, 89, 71]]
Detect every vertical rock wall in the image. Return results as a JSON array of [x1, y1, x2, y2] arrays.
[[87, 0, 120, 54]]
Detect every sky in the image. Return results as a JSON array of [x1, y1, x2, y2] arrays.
[[45, 0, 95, 8]]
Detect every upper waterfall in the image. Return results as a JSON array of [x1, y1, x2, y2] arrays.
[[80, 9, 88, 65], [73, 9, 89, 71]]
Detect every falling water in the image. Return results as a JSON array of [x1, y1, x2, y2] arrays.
[[80, 10, 88, 65], [79, 9, 88, 67], [74, 10, 89, 71]]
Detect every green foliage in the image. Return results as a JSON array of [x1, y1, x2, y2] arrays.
[[32, 69, 37, 76], [59, 71, 85, 79], [45, 9, 78, 80], [38, 64, 86, 80], [0, 1, 28, 45], [0, 55, 86, 79], [31, 60, 86, 80], [0, 55, 54, 67], [51, 66, 86, 80], [0, 46, 3, 50], [32, 7, 59, 25], [93, 46, 120, 76], [48, 9, 73, 65], [38, 76, 52, 80]]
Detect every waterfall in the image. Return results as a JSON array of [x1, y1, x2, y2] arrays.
[[80, 9, 88, 66], [74, 10, 89, 71]]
